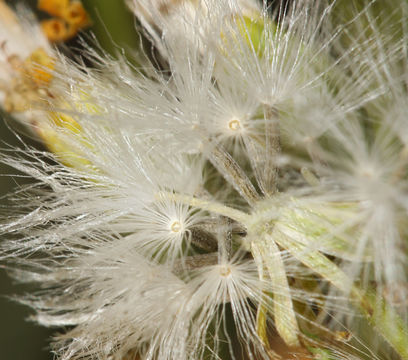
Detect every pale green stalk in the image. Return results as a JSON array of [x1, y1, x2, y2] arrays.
[[162, 191, 408, 358], [275, 225, 408, 359], [156, 191, 249, 224], [252, 236, 300, 347]]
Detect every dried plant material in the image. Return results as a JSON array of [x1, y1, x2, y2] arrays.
[[38, 0, 90, 42], [41, 18, 68, 42]]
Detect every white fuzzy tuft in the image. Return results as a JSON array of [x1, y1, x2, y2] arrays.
[[1, 1, 408, 360]]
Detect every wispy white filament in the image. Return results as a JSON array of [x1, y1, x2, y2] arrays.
[[1, 1, 408, 359]]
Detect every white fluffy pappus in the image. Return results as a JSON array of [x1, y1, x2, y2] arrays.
[[1, 1, 408, 360]]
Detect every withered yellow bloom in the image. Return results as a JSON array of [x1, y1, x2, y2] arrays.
[[39, 0, 90, 42], [0, 1, 91, 167]]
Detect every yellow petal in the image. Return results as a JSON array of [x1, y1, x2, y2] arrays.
[[41, 18, 68, 43], [24, 48, 55, 84]]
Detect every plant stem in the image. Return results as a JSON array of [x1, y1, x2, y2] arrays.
[[252, 234, 300, 347], [172, 253, 219, 275], [360, 292, 408, 360], [274, 225, 408, 359], [157, 191, 249, 224], [209, 143, 260, 206], [190, 227, 218, 252], [244, 105, 280, 196]]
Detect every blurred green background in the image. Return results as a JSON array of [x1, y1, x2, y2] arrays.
[[0, 114, 54, 360], [1, 1, 54, 358]]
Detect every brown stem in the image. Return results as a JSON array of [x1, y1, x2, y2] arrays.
[[209, 143, 260, 206], [172, 253, 219, 275]]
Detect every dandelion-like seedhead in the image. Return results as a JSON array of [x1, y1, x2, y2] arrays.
[[1, 0, 408, 359]]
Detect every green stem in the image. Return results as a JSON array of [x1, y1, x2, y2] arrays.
[[159, 192, 408, 358], [252, 235, 300, 347], [360, 293, 408, 360], [156, 191, 249, 224], [273, 225, 408, 359]]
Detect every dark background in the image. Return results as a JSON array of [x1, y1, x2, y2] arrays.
[[0, 116, 54, 360], [1, 3, 53, 358]]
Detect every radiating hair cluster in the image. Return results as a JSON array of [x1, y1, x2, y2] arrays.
[[1, 0, 408, 359]]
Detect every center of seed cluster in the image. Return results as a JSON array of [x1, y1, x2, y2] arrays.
[[228, 118, 241, 131], [170, 220, 182, 233], [219, 265, 232, 277]]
